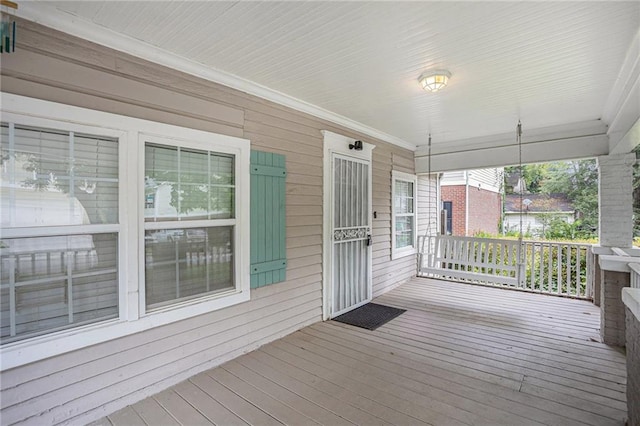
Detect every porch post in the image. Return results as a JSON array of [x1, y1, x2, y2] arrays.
[[597, 152, 635, 345]]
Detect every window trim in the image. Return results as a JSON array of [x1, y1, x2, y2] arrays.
[[138, 133, 245, 316], [391, 170, 418, 260], [0, 93, 251, 369]]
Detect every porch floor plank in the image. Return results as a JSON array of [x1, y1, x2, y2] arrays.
[[102, 278, 627, 425]]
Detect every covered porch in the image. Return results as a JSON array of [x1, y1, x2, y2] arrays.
[[97, 278, 626, 426]]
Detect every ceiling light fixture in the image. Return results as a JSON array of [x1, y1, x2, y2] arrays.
[[418, 70, 451, 93]]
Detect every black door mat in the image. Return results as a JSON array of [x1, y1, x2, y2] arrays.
[[332, 303, 406, 330]]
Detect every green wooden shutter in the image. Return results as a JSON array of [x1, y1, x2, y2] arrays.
[[250, 150, 287, 288]]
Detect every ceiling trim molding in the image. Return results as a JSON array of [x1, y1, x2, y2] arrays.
[[603, 28, 640, 152], [415, 133, 609, 174], [415, 120, 609, 173], [603, 28, 640, 124], [17, 2, 416, 152], [415, 120, 608, 156]]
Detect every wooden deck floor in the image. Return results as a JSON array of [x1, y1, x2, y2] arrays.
[[95, 278, 627, 426]]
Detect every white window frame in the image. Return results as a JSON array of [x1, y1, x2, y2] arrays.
[[0, 93, 250, 369], [391, 170, 417, 259]]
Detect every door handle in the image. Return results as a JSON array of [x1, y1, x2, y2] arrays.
[[366, 234, 372, 246]]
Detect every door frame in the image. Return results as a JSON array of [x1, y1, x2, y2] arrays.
[[321, 130, 375, 320]]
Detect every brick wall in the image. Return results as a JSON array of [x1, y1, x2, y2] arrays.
[[600, 270, 629, 346], [626, 306, 639, 426], [441, 185, 466, 236], [597, 153, 634, 351], [441, 185, 501, 236], [468, 187, 501, 236], [598, 153, 635, 248]]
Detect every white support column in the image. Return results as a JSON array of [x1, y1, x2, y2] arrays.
[[598, 153, 635, 248], [597, 152, 636, 345]]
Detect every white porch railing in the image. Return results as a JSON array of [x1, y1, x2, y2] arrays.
[[418, 235, 592, 299]]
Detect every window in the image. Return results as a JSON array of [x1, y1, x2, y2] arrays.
[[392, 171, 417, 259], [144, 142, 235, 309], [1, 123, 119, 343], [443, 201, 453, 235], [0, 94, 250, 368]]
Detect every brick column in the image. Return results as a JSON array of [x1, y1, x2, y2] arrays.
[[597, 153, 635, 345], [623, 289, 640, 426]]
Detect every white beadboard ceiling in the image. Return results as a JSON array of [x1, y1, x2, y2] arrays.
[[27, 1, 640, 149]]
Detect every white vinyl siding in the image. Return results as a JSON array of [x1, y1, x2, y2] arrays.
[[0, 22, 416, 425], [391, 171, 417, 259]]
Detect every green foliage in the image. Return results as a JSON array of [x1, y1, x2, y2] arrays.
[[504, 159, 599, 240], [539, 160, 598, 238], [523, 244, 588, 296], [504, 163, 549, 194]]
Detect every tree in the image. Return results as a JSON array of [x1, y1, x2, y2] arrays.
[[504, 163, 549, 194], [539, 160, 598, 238], [503, 159, 599, 240]]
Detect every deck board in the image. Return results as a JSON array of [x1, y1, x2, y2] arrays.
[[103, 278, 627, 425]]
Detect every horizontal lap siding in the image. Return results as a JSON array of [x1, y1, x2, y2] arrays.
[[371, 147, 418, 297], [0, 18, 415, 425]]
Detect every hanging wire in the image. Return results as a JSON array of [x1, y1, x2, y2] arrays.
[[516, 120, 524, 286], [418, 133, 433, 272], [517, 120, 523, 241], [427, 133, 433, 236]]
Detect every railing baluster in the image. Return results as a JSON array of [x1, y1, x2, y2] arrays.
[[547, 243, 553, 293], [9, 256, 17, 337], [416, 236, 592, 299], [566, 245, 572, 296], [67, 251, 74, 324], [538, 243, 543, 292], [529, 242, 535, 291], [576, 245, 582, 297]]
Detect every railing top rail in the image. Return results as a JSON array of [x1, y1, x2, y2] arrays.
[[417, 234, 592, 249], [428, 235, 521, 246], [521, 240, 593, 248]]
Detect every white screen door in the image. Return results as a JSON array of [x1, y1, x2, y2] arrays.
[[331, 154, 371, 316]]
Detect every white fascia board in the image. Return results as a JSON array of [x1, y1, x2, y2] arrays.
[[604, 28, 640, 153], [415, 120, 608, 157], [18, 2, 416, 152], [416, 133, 608, 173]]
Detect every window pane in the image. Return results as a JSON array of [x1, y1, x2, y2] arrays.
[[145, 226, 234, 308], [145, 144, 234, 221], [1, 125, 119, 227], [394, 180, 414, 214], [395, 216, 414, 249], [0, 233, 118, 343]]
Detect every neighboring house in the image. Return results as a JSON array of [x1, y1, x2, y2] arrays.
[[440, 168, 504, 236], [503, 193, 575, 236]]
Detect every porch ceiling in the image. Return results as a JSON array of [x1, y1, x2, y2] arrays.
[[21, 2, 640, 150]]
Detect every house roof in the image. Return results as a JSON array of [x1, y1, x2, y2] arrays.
[[504, 193, 574, 214], [20, 2, 640, 153]]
